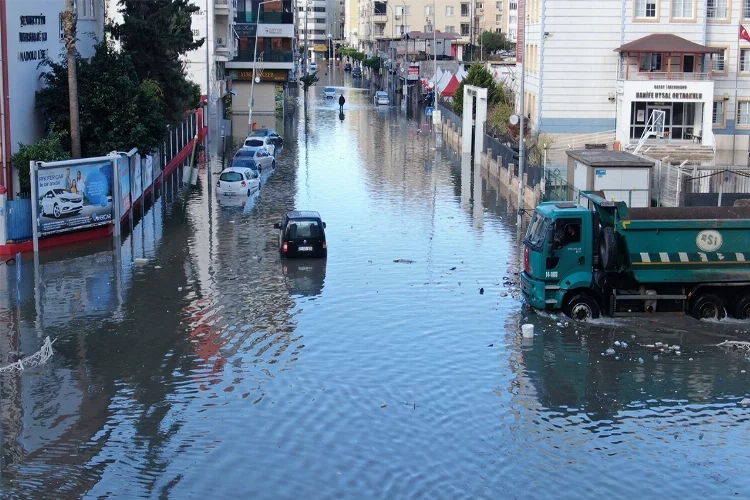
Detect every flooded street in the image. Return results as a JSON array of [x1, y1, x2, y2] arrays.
[[2, 70, 750, 499]]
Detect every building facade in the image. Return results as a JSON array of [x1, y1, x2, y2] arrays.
[[521, 0, 750, 152], [1, 0, 105, 195], [298, 0, 341, 62], [229, 0, 297, 134]]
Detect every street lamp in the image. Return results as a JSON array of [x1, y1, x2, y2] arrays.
[[249, 0, 281, 134]]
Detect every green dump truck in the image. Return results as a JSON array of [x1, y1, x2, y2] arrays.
[[521, 191, 750, 320]]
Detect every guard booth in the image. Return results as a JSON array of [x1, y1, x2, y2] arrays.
[[566, 150, 655, 207]]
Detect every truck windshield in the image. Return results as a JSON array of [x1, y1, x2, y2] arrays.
[[525, 212, 549, 249]]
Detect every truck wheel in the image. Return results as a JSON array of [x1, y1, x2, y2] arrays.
[[564, 293, 601, 321], [599, 227, 618, 270], [689, 293, 726, 320], [732, 295, 750, 319]]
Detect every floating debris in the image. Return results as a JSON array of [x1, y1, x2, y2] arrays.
[[134, 258, 149, 265], [393, 259, 415, 264], [380, 402, 387, 408], [479, 287, 484, 295], [741, 398, 750, 405]]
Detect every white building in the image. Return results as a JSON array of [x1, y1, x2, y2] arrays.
[[521, 0, 750, 152], [1, 0, 105, 195], [298, 0, 341, 61]]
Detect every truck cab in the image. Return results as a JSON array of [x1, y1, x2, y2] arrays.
[[522, 202, 598, 319]]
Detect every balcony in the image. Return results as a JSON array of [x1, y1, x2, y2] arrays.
[[620, 71, 711, 81], [215, 0, 229, 16], [373, 14, 387, 22], [235, 11, 295, 23], [233, 49, 294, 63]]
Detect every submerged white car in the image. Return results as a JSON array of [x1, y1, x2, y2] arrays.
[[374, 91, 389, 105], [40, 189, 83, 218], [216, 167, 260, 197], [244, 135, 276, 156], [323, 86, 337, 98]]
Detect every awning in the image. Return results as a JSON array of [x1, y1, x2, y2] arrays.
[[441, 75, 460, 97], [615, 34, 722, 54]]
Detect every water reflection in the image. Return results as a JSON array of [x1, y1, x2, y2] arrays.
[[282, 259, 327, 298]]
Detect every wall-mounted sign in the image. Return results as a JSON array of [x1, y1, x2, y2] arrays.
[[235, 23, 257, 37], [229, 69, 289, 82], [18, 13, 49, 62], [261, 24, 294, 37], [313, 44, 328, 51], [634, 83, 704, 101], [407, 64, 419, 81]]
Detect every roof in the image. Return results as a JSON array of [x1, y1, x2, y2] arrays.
[[407, 31, 461, 40], [286, 210, 322, 219], [566, 150, 655, 168], [615, 34, 722, 54], [441, 75, 460, 97]]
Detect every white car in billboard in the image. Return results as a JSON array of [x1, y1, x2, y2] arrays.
[[41, 189, 83, 218]]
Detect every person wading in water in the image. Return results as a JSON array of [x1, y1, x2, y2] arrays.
[[339, 93, 346, 112]]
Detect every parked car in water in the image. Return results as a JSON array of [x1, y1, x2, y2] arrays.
[[244, 135, 276, 156], [233, 147, 276, 172], [374, 91, 389, 105], [229, 157, 260, 173], [323, 86, 337, 98], [248, 128, 283, 147], [309, 61, 318, 73], [40, 188, 83, 218], [274, 211, 328, 258], [352, 66, 362, 78], [344, 63, 352, 71], [216, 167, 260, 197]]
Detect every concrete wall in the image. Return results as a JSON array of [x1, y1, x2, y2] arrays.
[[7, 0, 104, 152], [230, 81, 277, 137]]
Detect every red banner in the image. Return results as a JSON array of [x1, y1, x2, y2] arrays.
[[516, 0, 525, 63]]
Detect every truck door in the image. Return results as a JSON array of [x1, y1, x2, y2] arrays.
[[545, 217, 589, 282]]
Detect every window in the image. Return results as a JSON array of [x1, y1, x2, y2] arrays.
[[635, 0, 657, 18], [477, 2, 484, 8], [445, 25, 455, 32], [395, 5, 409, 15], [496, 14, 502, 23], [639, 53, 662, 71], [461, 3, 470, 17], [425, 6, 434, 16], [745, 0, 750, 18], [707, 0, 728, 19], [446, 6, 455, 16], [77, 0, 95, 19], [711, 48, 726, 74], [220, 172, 244, 182], [741, 49, 750, 73], [737, 101, 750, 126], [496, 1, 502, 8], [461, 23, 470, 36], [671, 0, 693, 18], [510, 2, 518, 10], [713, 101, 725, 127]]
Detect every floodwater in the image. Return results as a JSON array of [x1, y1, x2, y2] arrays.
[[1, 68, 750, 499]]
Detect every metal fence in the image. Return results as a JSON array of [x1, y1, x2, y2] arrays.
[[6, 196, 33, 241], [683, 168, 750, 206], [437, 103, 542, 188]]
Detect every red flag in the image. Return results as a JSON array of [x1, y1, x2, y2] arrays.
[[741, 24, 750, 43]]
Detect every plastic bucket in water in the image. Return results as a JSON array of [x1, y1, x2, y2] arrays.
[[521, 324, 534, 338]]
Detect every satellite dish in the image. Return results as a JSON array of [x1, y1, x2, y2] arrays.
[[509, 114, 519, 125]]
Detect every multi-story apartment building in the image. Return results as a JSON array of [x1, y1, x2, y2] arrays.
[[345, 0, 360, 45], [521, 0, 750, 152], [298, 0, 341, 61], [228, 0, 297, 133]]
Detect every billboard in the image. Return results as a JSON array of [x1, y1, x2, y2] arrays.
[[132, 153, 142, 202], [143, 155, 153, 190], [118, 155, 131, 214], [35, 160, 115, 236]]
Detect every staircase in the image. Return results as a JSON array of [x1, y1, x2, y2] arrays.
[[625, 142, 715, 164]]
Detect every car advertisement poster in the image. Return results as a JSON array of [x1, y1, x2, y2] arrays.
[[118, 155, 131, 214], [36, 160, 115, 236]]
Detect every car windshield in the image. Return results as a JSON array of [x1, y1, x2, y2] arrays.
[[286, 219, 322, 240], [234, 148, 255, 157], [231, 158, 256, 169], [525, 212, 550, 249], [377, 92, 387, 97], [220, 171, 244, 182], [325, 87, 335, 92], [245, 139, 264, 147]]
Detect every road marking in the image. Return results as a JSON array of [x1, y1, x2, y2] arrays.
[[640, 252, 651, 263], [659, 252, 669, 262], [679, 252, 689, 262]]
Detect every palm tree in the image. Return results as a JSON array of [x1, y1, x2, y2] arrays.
[[63, 0, 81, 158]]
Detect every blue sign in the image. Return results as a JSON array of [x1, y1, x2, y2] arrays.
[[425, 106, 434, 116], [595, 169, 607, 176]]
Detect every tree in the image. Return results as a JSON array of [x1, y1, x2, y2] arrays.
[[478, 31, 512, 54], [62, 0, 81, 158], [300, 72, 319, 92], [11, 129, 71, 194], [37, 41, 168, 158], [362, 56, 382, 71], [109, 0, 203, 124], [452, 63, 505, 115]]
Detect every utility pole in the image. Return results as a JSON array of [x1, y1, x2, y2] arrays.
[[63, 0, 81, 158], [304, 1, 309, 74], [517, 0, 527, 226]]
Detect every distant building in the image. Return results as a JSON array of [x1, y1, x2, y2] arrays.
[[1, 0, 105, 196]]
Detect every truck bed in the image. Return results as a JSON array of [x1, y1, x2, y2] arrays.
[[626, 206, 750, 221]]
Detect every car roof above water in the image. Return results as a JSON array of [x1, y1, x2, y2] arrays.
[[285, 210, 322, 220]]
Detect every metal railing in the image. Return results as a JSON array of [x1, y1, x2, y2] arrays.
[[621, 71, 711, 81]]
